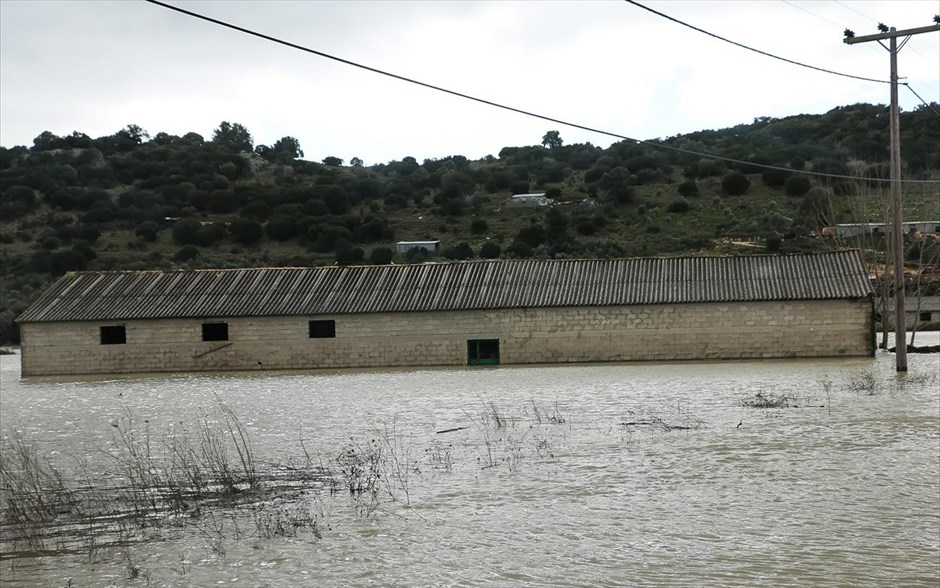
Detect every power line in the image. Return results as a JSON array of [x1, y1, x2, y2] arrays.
[[832, 0, 880, 24], [782, 0, 884, 59], [781, 1, 940, 114], [624, 0, 891, 84], [830, 0, 939, 67], [145, 0, 938, 185], [903, 83, 940, 118], [784, 0, 844, 28]]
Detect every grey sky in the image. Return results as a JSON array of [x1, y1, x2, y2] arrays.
[[1, 0, 937, 165]]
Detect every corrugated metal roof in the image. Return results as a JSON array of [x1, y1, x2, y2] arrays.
[[16, 251, 872, 323], [888, 296, 940, 313]]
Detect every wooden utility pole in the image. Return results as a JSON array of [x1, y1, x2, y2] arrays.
[[844, 22, 940, 372]]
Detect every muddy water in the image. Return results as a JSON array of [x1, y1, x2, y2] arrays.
[[1, 335, 938, 587]]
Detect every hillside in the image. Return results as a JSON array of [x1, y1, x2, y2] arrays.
[[1, 102, 938, 343]]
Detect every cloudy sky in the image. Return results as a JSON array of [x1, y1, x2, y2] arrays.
[[1, 1, 937, 165]]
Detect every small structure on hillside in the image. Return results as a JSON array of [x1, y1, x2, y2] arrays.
[[508, 193, 552, 206], [396, 240, 441, 254], [877, 296, 940, 330], [16, 251, 874, 376], [825, 221, 940, 238]]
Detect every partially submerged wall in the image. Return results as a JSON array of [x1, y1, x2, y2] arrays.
[[19, 299, 873, 376]]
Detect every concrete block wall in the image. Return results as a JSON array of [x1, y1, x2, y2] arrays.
[[19, 298, 873, 376]]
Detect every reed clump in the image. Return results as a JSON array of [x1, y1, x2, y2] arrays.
[[328, 422, 417, 517], [0, 396, 327, 556], [0, 432, 80, 547], [740, 390, 794, 409], [847, 371, 879, 395], [621, 404, 705, 432]]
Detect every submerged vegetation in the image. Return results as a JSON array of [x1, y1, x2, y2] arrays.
[[0, 397, 577, 560]]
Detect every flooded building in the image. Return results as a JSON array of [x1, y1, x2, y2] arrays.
[[16, 251, 874, 376]]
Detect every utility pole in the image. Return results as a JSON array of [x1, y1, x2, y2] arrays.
[[844, 22, 940, 372]]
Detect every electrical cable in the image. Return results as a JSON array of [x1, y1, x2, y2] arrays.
[[624, 0, 890, 84], [832, 0, 880, 25], [145, 0, 938, 185], [831, 0, 936, 64], [780, 1, 940, 117], [903, 84, 940, 118], [828, 0, 940, 102]]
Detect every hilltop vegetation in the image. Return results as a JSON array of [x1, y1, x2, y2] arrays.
[[1, 103, 939, 343]]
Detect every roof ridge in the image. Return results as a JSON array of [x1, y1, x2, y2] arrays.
[[62, 250, 861, 277]]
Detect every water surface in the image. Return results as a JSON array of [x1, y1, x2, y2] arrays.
[[1, 335, 938, 587]]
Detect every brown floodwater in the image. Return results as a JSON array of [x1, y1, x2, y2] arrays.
[[1, 334, 938, 587]]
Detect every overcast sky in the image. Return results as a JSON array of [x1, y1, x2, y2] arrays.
[[1, 1, 937, 165]]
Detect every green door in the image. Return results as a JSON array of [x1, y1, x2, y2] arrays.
[[467, 339, 500, 366]]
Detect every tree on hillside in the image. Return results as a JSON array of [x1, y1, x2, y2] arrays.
[[256, 136, 303, 164], [122, 124, 149, 144], [212, 122, 253, 152], [31, 131, 66, 152], [799, 187, 833, 230], [272, 136, 303, 161], [0, 186, 38, 218], [182, 132, 205, 145], [542, 130, 563, 149], [598, 167, 636, 204], [323, 156, 344, 166]]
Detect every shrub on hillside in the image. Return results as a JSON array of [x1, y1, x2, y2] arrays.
[[507, 240, 532, 258], [173, 245, 199, 262], [510, 180, 530, 195], [721, 172, 750, 196], [265, 217, 296, 241], [335, 239, 364, 265], [470, 218, 489, 235], [667, 197, 691, 213], [677, 181, 698, 197], [369, 246, 394, 265], [229, 219, 264, 246], [576, 218, 597, 236], [443, 242, 474, 260], [480, 241, 501, 259], [135, 221, 161, 242], [761, 168, 791, 187], [172, 218, 203, 245], [784, 175, 812, 197]]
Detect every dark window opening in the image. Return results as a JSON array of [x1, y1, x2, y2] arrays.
[[100, 325, 126, 345], [309, 319, 336, 338], [202, 322, 229, 342], [919, 312, 931, 322], [468, 339, 500, 366]]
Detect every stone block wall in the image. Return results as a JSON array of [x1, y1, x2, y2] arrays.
[[19, 298, 873, 376]]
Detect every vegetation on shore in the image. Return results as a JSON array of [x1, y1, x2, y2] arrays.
[[1, 102, 938, 344]]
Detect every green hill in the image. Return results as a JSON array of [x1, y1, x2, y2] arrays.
[[1, 103, 938, 343]]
